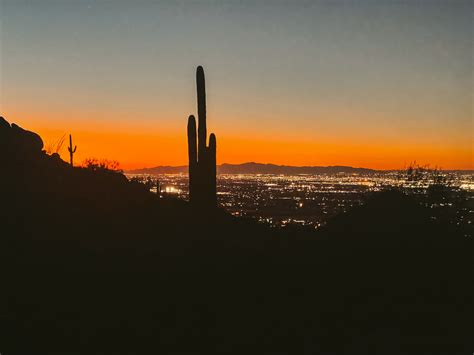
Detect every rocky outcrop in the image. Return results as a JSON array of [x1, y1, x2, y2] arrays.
[[1, 116, 44, 160]]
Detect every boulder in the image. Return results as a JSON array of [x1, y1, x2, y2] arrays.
[[0, 116, 10, 130], [11, 122, 44, 153]]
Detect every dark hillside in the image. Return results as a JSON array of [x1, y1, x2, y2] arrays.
[[0, 118, 471, 354]]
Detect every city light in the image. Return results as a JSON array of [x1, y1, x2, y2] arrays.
[[127, 172, 473, 231]]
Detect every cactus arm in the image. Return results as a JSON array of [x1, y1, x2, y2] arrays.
[[209, 133, 217, 204], [187, 115, 197, 165], [187, 115, 198, 201], [209, 133, 216, 158]]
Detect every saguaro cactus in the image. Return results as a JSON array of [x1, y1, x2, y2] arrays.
[[187, 66, 217, 206], [68, 134, 77, 167]]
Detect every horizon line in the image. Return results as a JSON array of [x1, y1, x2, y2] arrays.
[[125, 161, 474, 172]]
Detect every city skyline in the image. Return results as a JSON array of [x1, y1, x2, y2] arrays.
[[1, 0, 472, 169]]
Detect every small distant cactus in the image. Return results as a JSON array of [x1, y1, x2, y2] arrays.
[[187, 66, 217, 206], [68, 134, 77, 167]]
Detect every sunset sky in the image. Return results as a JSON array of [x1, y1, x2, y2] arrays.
[[1, 0, 472, 170]]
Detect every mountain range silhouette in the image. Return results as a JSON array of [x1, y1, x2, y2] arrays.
[[128, 162, 377, 175]]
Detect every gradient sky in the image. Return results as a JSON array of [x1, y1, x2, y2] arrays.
[[1, 0, 472, 169]]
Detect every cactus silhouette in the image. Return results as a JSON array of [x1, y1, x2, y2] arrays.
[[187, 66, 217, 206], [68, 134, 77, 167]]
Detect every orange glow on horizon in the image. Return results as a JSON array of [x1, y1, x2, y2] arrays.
[[23, 125, 474, 171], [3, 108, 472, 171]]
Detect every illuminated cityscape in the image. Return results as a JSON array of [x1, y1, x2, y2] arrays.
[[127, 172, 474, 231]]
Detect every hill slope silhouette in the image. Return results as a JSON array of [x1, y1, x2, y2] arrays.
[[1, 118, 471, 354]]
